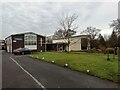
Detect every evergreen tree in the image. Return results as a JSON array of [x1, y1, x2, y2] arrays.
[[98, 34, 106, 47], [108, 30, 118, 48], [98, 34, 106, 53], [118, 35, 120, 47]]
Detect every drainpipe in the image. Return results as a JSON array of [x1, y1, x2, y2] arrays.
[[45, 36, 46, 52], [57, 43, 58, 52]]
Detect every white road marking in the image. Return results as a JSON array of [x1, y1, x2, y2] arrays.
[[9, 57, 46, 90]]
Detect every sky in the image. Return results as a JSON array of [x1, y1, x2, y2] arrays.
[[1, 0, 119, 39]]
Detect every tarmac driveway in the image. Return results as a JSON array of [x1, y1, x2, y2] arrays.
[[2, 51, 119, 89]]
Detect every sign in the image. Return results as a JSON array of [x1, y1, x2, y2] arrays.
[[13, 40, 16, 42]]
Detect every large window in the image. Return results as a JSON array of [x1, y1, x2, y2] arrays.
[[24, 34, 37, 45]]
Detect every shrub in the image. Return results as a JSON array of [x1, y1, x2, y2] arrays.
[[87, 48, 96, 53], [106, 48, 114, 54]]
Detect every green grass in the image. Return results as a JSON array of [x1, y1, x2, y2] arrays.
[[31, 52, 119, 83]]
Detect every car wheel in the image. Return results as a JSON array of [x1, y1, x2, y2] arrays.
[[14, 53, 17, 55]]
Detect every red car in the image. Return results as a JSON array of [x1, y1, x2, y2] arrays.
[[13, 48, 32, 55]]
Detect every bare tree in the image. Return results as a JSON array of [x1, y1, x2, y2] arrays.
[[110, 19, 120, 61], [103, 34, 110, 48], [52, 29, 65, 39], [110, 19, 120, 36], [57, 13, 78, 53], [80, 26, 101, 49], [103, 34, 110, 41], [46, 36, 53, 43], [80, 26, 101, 40]]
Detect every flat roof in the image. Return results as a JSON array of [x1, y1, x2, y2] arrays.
[[53, 35, 90, 40], [5, 32, 45, 40]]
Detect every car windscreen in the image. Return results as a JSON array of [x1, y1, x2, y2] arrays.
[[22, 48, 29, 51]]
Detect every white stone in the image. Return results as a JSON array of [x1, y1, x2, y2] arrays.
[[87, 70, 90, 72], [42, 57, 44, 60], [65, 63, 68, 67], [52, 61, 54, 63]]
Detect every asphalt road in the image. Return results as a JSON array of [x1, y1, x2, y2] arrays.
[[2, 51, 119, 89]]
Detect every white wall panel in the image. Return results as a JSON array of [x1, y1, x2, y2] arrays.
[[25, 45, 37, 50]]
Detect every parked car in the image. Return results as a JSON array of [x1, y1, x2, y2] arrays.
[[13, 48, 32, 55]]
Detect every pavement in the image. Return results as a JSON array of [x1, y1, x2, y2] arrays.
[[2, 51, 119, 89]]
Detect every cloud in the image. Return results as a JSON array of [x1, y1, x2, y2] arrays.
[[2, 1, 117, 39], [1, 0, 119, 2]]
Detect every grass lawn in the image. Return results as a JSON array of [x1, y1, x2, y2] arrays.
[[31, 52, 119, 83]]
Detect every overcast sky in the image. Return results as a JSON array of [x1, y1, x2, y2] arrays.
[[1, 0, 119, 39]]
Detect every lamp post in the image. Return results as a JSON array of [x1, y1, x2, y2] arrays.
[[107, 49, 110, 60]]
